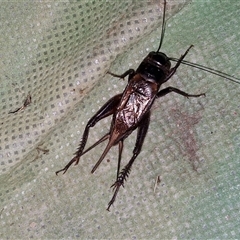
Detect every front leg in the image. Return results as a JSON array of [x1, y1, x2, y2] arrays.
[[107, 111, 151, 211], [107, 69, 135, 81], [56, 93, 122, 175], [164, 45, 194, 82]]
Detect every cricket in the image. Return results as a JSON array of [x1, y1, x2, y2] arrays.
[[56, 0, 240, 211]]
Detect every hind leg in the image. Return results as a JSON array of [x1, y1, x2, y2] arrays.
[[107, 112, 151, 211], [56, 93, 122, 175]]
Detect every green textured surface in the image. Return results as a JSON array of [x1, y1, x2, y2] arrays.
[[0, 0, 240, 239]]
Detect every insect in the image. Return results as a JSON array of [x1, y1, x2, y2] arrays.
[[56, 0, 240, 211], [154, 176, 161, 194], [8, 93, 32, 114]]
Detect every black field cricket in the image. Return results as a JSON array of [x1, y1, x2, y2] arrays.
[[56, 0, 240, 211]]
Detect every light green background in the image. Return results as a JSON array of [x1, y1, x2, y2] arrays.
[[0, 0, 239, 239]]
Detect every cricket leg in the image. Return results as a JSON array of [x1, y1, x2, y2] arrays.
[[164, 45, 194, 82], [107, 69, 135, 81], [56, 93, 122, 175], [157, 86, 205, 98], [107, 112, 151, 211], [116, 140, 124, 181]]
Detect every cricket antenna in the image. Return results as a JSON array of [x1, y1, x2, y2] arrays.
[[169, 58, 240, 85], [157, 0, 167, 52]]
